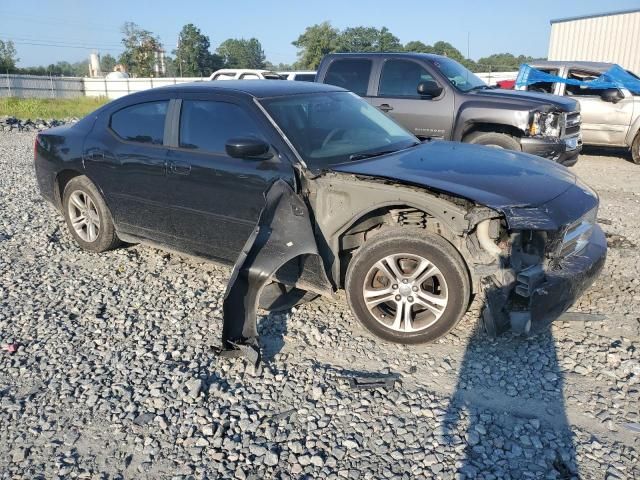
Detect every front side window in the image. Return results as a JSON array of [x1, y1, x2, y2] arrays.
[[379, 60, 436, 97], [429, 57, 486, 92], [261, 92, 418, 168], [324, 59, 372, 96], [110, 101, 168, 144], [179, 100, 264, 154]]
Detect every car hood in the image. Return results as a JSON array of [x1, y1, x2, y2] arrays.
[[332, 141, 577, 211], [469, 88, 579, 112]]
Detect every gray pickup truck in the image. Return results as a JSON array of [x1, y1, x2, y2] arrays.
[[316, 53, 582, 166]]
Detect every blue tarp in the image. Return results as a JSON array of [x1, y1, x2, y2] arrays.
[[516, 64, 640, 94]]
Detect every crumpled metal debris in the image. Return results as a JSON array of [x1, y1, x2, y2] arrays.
[[220, 179, 322, 370]]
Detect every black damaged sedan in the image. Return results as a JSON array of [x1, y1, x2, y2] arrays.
[[34, 81, 606, 358]]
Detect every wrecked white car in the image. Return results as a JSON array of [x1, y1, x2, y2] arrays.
[[34, 81, 607, 366]]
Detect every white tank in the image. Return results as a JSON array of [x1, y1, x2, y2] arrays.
[[89, 53, 102, 78]]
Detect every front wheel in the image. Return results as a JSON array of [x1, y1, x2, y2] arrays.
[[464, 131, 521, 151], [345, 228, 471, 344], [632, 132, 640, 165]]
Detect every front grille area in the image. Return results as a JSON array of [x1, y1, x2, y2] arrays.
[[562, 112, 581, 138], [559, 207, 597, 258]]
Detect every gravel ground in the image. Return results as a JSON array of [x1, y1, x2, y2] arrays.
[[1, 132, 638, 479]]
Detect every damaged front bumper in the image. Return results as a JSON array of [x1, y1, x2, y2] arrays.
[[520, 135, 582, 167], [484, 225, 607, 335]]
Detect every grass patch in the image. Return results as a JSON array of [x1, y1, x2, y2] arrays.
[[0, 96, 110, 120]]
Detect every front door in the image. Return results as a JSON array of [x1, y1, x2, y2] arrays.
[[369, 58, 454, 140], [560, 69, 634, 146], [165, 96, 294, 262], [83, 99, 172, 240]]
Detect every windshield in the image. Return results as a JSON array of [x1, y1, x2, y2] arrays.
[[430, 57, 487, 92], [260, 92, 418, 167]]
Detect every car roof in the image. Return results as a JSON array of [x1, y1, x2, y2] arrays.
[[147, 80, 344, 99], [527, 60, 615, 73], [324, 52, 450, 62]]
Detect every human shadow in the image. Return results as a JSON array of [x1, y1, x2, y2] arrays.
[[442, 324, 578, 479]]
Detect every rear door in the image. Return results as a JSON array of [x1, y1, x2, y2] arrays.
[[559, 69, 633, 146], [371, 58, 454, 140], [83, 97, 172, 240], [165, 94, 295, 261]]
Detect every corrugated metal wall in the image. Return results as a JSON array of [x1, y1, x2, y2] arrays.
[[549, 11, 640, 73]]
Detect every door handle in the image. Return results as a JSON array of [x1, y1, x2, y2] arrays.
[[169, 161, 191, 175], [378, 103, 394, 112]]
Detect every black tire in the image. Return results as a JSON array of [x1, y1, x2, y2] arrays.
[[464, 131, 521, 151], [345, 228, 471, 344], [62, 176, 120, 252], [632, 132, 640, 165]]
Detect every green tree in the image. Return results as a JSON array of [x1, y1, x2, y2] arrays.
[[119, 22, 163, 77], [264, 61, 294, 71], [173, 23, 222, 76], [100, 53, 117, 73], [292, 22, 340, 69], [336, 26, 402, 53], [0, 40, 18, 73], [476, 53, 537, 71], [216, 38, 265, 69], [403, 40, 434, 53]]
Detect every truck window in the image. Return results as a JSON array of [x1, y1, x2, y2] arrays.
[[565, 70, 608, 97], [324, 59, 372, 96], [528, 69, 557, 94], [379, 60, 436, 97]]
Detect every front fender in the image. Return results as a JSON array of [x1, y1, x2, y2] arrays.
[[453, 102, 530, 140]]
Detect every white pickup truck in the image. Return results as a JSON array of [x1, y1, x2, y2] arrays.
[[517, 61, 640, 164]]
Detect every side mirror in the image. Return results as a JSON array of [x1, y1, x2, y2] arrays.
[[417, 81, 443, 98], [225, 137, 273, 159], [600, 88, 624, 103]]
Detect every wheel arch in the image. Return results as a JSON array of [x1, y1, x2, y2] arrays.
[[54, 169, 83, 209], [331, 202, 473, 290]]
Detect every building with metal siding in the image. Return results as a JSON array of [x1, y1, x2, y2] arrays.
[[548, 9, 640, 74]]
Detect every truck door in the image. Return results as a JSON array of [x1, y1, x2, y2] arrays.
[[559, 69, 633, 146], [370, 59, 454, 140]]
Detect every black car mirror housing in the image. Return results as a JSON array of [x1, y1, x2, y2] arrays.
[[417, 81, 443, 99], [226, 138, 273, 160], [600, 88, 624, 103]]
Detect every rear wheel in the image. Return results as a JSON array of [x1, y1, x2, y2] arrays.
[[464, 131, 521, 151], [62, 176, 120, 252], [345, 228, 470, 344]]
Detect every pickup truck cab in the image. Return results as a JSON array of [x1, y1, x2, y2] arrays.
[[316, 53, 582, 166], [517, 61, 640, 164]]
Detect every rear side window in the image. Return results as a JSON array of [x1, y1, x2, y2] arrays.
[[324, 59, 372, 96], [179, 100, 264, 153], [110, 101, 168, 144], [294, 74, 316, 82], [379, 60, 435, 97]]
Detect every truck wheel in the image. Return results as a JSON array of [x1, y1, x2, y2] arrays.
[[464, 131, 521, 151], [62, 176, 120, 253], [345, 228, 470, 344], [632, 133, 640, 165]]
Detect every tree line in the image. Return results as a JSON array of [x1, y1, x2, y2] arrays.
[[0, 22, 541, 77]]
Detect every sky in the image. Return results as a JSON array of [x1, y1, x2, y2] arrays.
[[2, 0, 640, 68]]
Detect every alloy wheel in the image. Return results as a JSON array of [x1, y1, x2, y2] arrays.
[[67, 190, 101, 243], [362, 253, 449, 333]]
